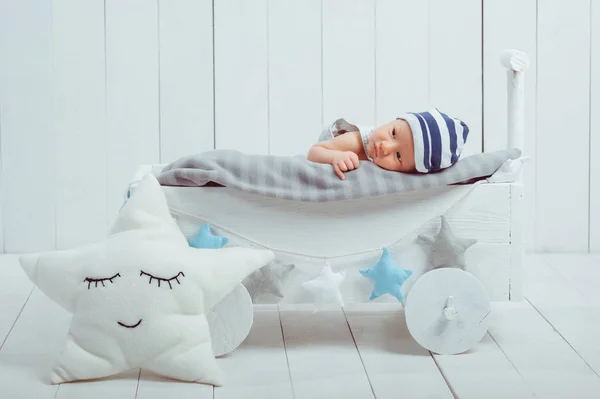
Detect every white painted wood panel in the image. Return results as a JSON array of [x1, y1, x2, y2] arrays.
[[528, 302, 600, 378], [483, 0, 537, 252], [278, 305, 374, 399], [2, 2, 599, 254], [322, 0, 375, 126], [0, 0, 55, 253], [53, 0, 107, 250], [429, 0, 482, 157], [527, 254, 600, 376], [483, 0, 536, 153], [159, 0, 214, 164], [137, 370, 212, 399], [55, 370, 140, 399], [214, 0, 269, 155], [432, 333, 535, 398], [523, 254, 589, 307], [542, 254, 600, 304], [0, 289, 68, 399], [375, 0, 429, 125], [106, 0, 160, 227], [0, 120, 3, 255], [214, 305, 293, 399], [510, 184, 524, 301], [537, 0, 590, 252], [465, 243, 510, 301], [591, 1, 600, 253], [0, 256, 33, 348], [343, 305, 454, 399], [488, 302, 600, 398], [268, 0, 321, 157]]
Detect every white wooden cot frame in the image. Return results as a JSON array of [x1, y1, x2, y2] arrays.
[[129, 49, 530, 355]]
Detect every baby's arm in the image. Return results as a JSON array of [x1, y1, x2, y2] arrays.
[[307, 133, 361, 180]]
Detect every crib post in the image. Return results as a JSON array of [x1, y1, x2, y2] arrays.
[[500, 49, 530, 152], [500, 49, 529, 302]]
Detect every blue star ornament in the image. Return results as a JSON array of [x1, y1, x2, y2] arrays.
[[187, 224, 229, 249], [359, 248, 413, 303]]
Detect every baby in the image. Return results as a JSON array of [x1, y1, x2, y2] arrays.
[[308, 108, 470, 179]]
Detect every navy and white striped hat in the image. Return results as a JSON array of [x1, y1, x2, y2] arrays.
[[398, 108, 470, 173]]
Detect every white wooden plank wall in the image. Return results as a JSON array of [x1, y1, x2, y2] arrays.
[[268, 0, 322, 157], [1, 0, 600, 254], [53, 0, 107, 250], [591, 1, 600, 252], [0, 0, 55, 252], [105, 0, 161, 227], [536, 0, 591, 252], [322, 0, 376, 126], [375, 0, 429, 123], [429, 0, 482, 158], [214, 0, 269, 154], [158, 0, 215, 164], [483, 0, 537, 250]]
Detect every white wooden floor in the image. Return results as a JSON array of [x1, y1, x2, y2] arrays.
[[2, 254, 600, 399]]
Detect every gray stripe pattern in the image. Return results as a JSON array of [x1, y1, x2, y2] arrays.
[[157, 148, 521, 202]]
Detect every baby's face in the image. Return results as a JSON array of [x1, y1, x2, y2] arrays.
[[366, 119, 416, 173]]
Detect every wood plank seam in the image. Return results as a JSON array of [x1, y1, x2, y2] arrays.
[[54, 384, 62, 398], [480, 0, 484, 153], [320, 0, 323, 128], [157, 2, 162, 164], [104, 0, 109, 236], [373, 0, 377, 127], [265, 0, 271, 155], [509, 184, 513, 301], [133, 369, 142, 399], [341, 308, 376, 399], [524, 297, 600, 379], [543, 257, 590, 301], [0, 287, 34, 352], [486, 331, 529, 382], [212, 0, 216, 151], [275, 304, 296, 398], [0, 109, 4, 254], [588, 0, 593, 253], [430, 353, 458, 399]]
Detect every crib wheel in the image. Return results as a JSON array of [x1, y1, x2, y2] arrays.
[[207, 283, 254, 357], [404, 268, 491, 355]]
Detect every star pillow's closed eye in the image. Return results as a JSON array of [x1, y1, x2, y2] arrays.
[[19, 174, 275, 387], [188, 224, 229, 249], [359, 247, 413, 303]]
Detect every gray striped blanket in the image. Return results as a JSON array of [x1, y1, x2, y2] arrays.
[[157, 148, 521, 201]]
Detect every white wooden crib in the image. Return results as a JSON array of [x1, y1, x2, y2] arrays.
[[128, 49, 530, 356]]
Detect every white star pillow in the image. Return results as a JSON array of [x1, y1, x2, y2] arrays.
[[19, 174, 274, 386]]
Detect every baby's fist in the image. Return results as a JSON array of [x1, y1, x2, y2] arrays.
[[332, 151, 360, 180]]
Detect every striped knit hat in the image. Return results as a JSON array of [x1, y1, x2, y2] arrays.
[[398, 108, 469, 173]]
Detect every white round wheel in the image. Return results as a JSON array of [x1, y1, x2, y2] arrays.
[[207, 283, 254, 357], [404, 268, 491, 355]]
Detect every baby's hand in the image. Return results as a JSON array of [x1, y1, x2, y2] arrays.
[[331, 151, 360, 180]]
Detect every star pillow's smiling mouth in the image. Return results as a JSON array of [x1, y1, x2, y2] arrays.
[[118, 319, 142, 329]]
